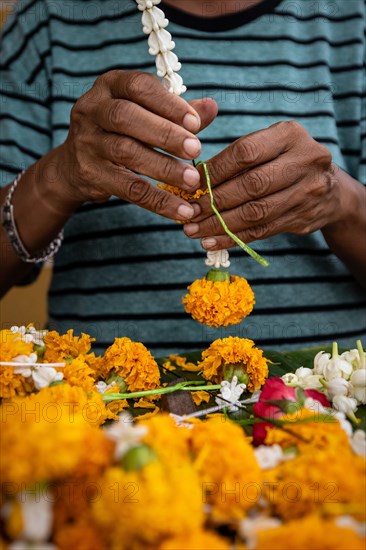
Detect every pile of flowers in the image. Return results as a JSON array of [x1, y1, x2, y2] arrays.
[[0, 326, 365, 549]]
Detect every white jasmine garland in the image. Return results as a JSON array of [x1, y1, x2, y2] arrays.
[[10, 325, 46, 347], [136, 0, 231, 268], [350, 369, 366, 404], [205, 250, 231, 269], [254, 444, 295, 470], [136, 0, 186, 95], [11, 353, 64, 390], [332, 395, 359, 423], [215, 375, 246, 411], [95, 380, 117, 394], [104, 412, 147, 460], [324, 377, 350, 400], [335, 516, 366, 538], [350, 430, 366, 458], [239, 516, 282, 550]]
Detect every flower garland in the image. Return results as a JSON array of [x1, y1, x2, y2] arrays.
[[0, 324, 365, 549]]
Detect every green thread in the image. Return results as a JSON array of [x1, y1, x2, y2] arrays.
[[102, 380, 221, 402], [201, 162, 269, 267]]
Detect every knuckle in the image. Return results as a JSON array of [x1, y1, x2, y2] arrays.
[[160, 123, 174, 149], [244, 200, 269, 223], [128, 178, 150, 204], [282, 119, 303, 135], [233, 137, 260, 166], [244, 167, 272, 198], [160, 155, 175, 181], [125, 71, 157, 98], [245, 223, 270, 241], [107, 100, 123, 128]]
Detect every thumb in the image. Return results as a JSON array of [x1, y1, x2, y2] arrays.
[[189, 98, 218, 133]]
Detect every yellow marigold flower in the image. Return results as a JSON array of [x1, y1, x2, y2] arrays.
[[256, 514, 365, 549], [0, 330, 34, 398], [159, 529, 230, 550], [1, 391, 111, 486], [190, 416, 262, 521], [265, 408, 350, 451], [58, 356, 96, 392], [192, 390, 211, 406], [183, 272, 255, 328], [55, 519, 107, 550], [103, 337, 160, 393], [199, 336, 269, 392], [158, 182, 209, 200], [264, 437, 366, 521], [92, 461, 204, 549], [141, 413, 191, 465], [43, 329, 95, 362], [0, 329, 34, 361]]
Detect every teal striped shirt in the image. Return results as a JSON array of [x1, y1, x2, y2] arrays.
[[1, 0, 365, 354]]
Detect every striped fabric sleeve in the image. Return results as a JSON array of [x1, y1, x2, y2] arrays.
[[359, 22, 366, 184], [0, 0, 51, 187]]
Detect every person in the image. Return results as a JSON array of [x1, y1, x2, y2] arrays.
[[1, 0, 365, 355]]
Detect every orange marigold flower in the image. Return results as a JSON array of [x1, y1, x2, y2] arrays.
[[58, 356, 97, 392], [158, 182, 208, 200], [159, 529, 231, 550], [256, 514, 365, 549], [183, 273, 255, 328], [103, 337, 160, 393], [43, 329, 95, 362], [190, 416, 262, 521], [55, 519, 107, 550], [199, 336, 269, 392], [0, 329, 34, 398]]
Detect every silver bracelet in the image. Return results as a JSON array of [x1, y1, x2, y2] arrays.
[[1, 170, 64, 263]]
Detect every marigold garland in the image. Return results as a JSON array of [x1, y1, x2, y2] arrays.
[[159, 530, 231, 550], [43, 329, 95, 362], [102, 337, 161, 393], [190, 416, 262, 521], [199, 336, 269, 392], [256, 514, 365, 550], [183, 275, 255, 327], [158, 182, 208, 200], [0, 329, 34, 398]]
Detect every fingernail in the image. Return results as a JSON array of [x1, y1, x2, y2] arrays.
[[177, 204, 194, 219], [183, 138, 201, 157], [183, 167, 200, 187], [184, 222, 199, 236], [202, 238, 217, 249], [183, 113, 200, 132]]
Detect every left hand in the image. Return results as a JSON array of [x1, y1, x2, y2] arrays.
[[184, 121, 339, 250]]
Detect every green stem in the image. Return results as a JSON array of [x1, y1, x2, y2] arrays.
[[356, 339, 365, 364], [332, 341, 339, 358], [102, 382, 221, 402], [201, 162, 269, 267]]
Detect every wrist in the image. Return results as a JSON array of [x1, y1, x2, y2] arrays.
[[322, 164, 363, 234], [33, 144, 84, 218]]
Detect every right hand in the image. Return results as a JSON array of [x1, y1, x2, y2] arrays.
[[57, 70, 218, 221]]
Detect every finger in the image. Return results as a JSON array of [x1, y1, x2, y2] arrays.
[[100, 70, 202, 132], [189, 98, 218, 132], [198, 120, 301, 187], [96, 98, 202, 160], [105, 163, 197, 221], [192, 158, 301, 221], [200, 202, 318, 249], [98, 132, 201, 191], [184, 180, 305, 238]]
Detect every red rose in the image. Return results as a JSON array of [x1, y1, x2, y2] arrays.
[[252, 378, 330, 446]]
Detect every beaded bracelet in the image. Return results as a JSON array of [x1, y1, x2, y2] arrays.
[[1, 170, 64, 263]]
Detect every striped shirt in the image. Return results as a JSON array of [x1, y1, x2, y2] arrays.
[[1, 0, 365, 355]]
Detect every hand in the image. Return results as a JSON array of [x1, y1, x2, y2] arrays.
[[57, 70, 218, 220], [184, 121, 339, 249]]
